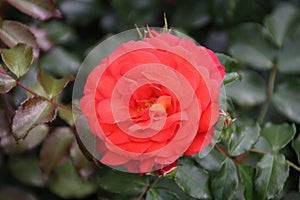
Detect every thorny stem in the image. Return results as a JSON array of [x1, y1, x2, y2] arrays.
[[16, 81, 81, 114], [136, 176, 160, 200], [249, 149, 300, 172], [258, 66, 277, 124]]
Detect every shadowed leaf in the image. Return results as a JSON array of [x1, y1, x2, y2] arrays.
[[292, 135, 300, 164], [238, 165, 254, 200], [7, 0, 62, 21], [174, 163, 211, 199], [0, 20, 39, 58], [40, 127, 74, 177], [211, 158, 239, 200]]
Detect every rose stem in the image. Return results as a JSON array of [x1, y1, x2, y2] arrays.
[[136, 176, 160, 200], [257, 66, 277, 124]]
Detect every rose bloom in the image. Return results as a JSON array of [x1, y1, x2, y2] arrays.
[[80, 31, 225, 173]]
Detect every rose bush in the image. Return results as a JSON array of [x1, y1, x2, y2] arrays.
[[80, 31, 225, 172]]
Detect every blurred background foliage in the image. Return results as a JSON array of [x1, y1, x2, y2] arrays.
[[0, 0, 300, 199]]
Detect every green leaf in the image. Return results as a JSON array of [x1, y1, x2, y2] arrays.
[[39, 127, 74, 176], [229, 124, 260, 156], [8, 156, 44, 187], [38, 70, 74, 98], [58, 107, 75, 126], [70, 140, 94, 180], [1, 124, 49, 154], [261, 123, 296, 152], [40, 21, 75, 44], [292, 135, 300, 164], [255, 153, 289, 199], [39, 47, 80, 76], [277, 36, 300, 74], [0, 20, 39, 58], [1, 43, 33, 78], [97, 167, 148, 194], [194, 146, 226, 171], [12, 96, 57, 140], [146, 188, 180, 200], [273, 79, 300, 123], [229, 23, 275, 70], [223, 72, 242, 86], [174, 163, 211, 199], [0, 187, 38, 200], [0, 70, 16, 93], [27, 83, 49, 98], [226, 70, 266, 106], [211, 158, 239, 200], [264, 3, 300, 47], [49, 159, 95, 199], [6, 0, 62, 21], [216, 53, 238, 72], [238, 165, 254, 200]]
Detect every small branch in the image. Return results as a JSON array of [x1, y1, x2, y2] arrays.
[[257, 66, 277, 124], [16, 81, 81, 114], [215, 144, 231, 158], [249, 149, 300, 172], [136, 176, 160, 200]]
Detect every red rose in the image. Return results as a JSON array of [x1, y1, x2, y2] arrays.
[[80, 32, 225, 173]]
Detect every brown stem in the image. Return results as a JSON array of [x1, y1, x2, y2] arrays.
[[16, 81, 81, 114], [136, 176, 160, 200]]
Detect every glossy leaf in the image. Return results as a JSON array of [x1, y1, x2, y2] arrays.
[[97, 168, 148, 194], [229, 124, 260, 156], [273, 79, 300, 123], [49, 159, 95, 199], [174, 163, 211, 199], [1, 44, 33, 78], [229, 23, 275, 70], [226, 70, 266, 106], [264, 3, 300, 47], [70, 140, 94, 180], [223, 72, 242, 86], [292, 135, 300, 164], [238, 165, 254, 200], [194, 146, 226, 171], [261, 123, 296, 152], [27, 83, 49, 98], [211, 158, 239, 200], [12, 96, 57, 140], [1, 124, 49, 154], [8, 156, 44, 187], [38, 70, 74, 98], [277, 36, 300, 74], [255, 153, 289, 199], [0, 20, 39, 58], [7, 0, 62, 21], [39, 127, 74, 176], [0, 70, 16, 93], [39, 47, 80, 76]]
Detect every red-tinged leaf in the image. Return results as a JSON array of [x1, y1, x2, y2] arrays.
[[1, 124, 49, 154], [0, 20, 39, 58], [29, 26, 53, 52], [12, 96, 57, 140], [1, 43, 33, 78], [39, 127, 74, 177], [38, 70, 74, 98], [6, 0, 62, 21], [0, 70, 16, 93], [70, 140, 94, 180]]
